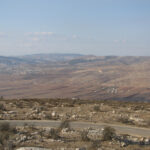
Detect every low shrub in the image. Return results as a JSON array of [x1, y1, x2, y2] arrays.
[[117, 117, 134, 125], [93, 105, 100, 112], [89, 140, 101, 150], [0, 122, 10, 132], [0, 122, 16, 147], [80, 130, 90, 141], [0, 104, 6, 111], [58, 120, 70, 131], [102, 126, 116, 141], [49, 128, 59, 140]]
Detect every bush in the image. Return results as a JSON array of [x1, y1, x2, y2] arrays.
[[0, 122, 16, 134], [93, 105, 100, 112], [0, 132, 9, 145], [0, 122, 10, 132], [48, 120, 70, 140], [0, 122, 16, 147], [58, 120, 70, 130], [102, 126, 116, 141], [80, 130, 90, 141], [117, 117, 134, 125], [89, 140, 101, 150], [49, 128, 59, 140], [0, 104, 6, 111]]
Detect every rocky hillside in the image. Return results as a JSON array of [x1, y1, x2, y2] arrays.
[[0, 54, 150, 101]]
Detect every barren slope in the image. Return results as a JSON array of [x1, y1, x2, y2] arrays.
[[0, 55, 150, 101]]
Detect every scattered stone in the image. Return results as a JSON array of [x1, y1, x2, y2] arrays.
[[120, 142, 127, 147]]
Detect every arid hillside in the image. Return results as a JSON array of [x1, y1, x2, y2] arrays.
[[0, 98, 150, 149], [0, 54, 150, 101]]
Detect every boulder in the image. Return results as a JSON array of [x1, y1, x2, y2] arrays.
[[120, 142, 127, 147]]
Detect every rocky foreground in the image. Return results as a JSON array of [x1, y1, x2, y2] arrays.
[[0, 99, 150, 149], [0, 122, 150, 150], [0, 99, 150, 128]]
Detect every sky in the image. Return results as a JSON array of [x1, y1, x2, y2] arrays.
[[0, 0, 150, 56]]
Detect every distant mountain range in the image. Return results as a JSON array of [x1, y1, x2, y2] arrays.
[[0, 53, 83, 65], [20, 53, 83, 62], [0, 53, 150, 101]]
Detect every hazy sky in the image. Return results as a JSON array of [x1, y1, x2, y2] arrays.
[[0, 0, 150, 56]]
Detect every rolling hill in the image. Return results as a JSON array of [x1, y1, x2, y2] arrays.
[[0, 54, 150, 101]]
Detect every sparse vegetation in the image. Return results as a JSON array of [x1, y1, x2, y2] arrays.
[[58, 120, 70, 131], [0, 99, 149, 149], [102, 126, 116, 141], [80, 130, 90, 141], [49, 128, 60, 140], [93, 105, 100, 112], [0, 122, 10, 131], [0, 122, 16, 149], [0, 103, 6, 111], [89, 140, 101, 150], [118, 116, 134, 125]]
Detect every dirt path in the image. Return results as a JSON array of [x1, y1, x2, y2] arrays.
[[0, 120, 150, 137]]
